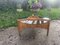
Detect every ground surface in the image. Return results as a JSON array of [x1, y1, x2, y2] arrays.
[[0, 20, 60, 45]]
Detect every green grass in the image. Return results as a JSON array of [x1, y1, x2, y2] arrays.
[[0, 8, 60, 28], [38, 8, 60, 19], [0, 10, 32, 28]]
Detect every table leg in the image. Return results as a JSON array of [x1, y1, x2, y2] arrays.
[[47, 28, 49, 36], [47, 22, 50, 36]]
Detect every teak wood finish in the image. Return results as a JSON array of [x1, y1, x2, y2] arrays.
[[17, 16, 50, 36]]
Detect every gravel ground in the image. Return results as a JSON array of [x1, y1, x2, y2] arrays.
[[0, 20, 60, 45]]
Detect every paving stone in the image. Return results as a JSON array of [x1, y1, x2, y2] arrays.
[[0, 41, 4, 45], [0, 20, 60, 45]]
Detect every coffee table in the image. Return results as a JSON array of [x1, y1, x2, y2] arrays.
[[17, 16, 50, 36]]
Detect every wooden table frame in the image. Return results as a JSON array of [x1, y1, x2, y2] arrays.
[[17, 19, 50, 36]]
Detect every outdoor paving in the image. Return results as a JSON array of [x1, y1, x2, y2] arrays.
[[0, 20, 60, 45]]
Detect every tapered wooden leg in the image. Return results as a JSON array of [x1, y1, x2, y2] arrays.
[[47, 22, 50, 36], [47, 29, 49, 36]]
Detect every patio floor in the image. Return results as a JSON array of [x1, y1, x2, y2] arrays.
[[0, 20, 60, 45]]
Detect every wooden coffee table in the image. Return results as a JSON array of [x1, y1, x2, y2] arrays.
[[17, 16, 50, 36]]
